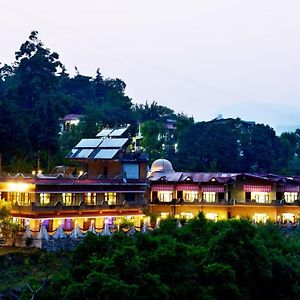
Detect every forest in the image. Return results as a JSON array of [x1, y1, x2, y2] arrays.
[[1, 31, 300, 174], [1, 215, 300, 299]]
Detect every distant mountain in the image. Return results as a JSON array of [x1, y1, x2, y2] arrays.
[[218, 101, 300, 135]]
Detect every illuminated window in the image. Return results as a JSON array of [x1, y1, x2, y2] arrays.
[[184, 191, 198, 202], [205, 213, 218, 222], [282, 213, 295, 222], [20, 193, 30, 206], [284, 192, 297, 203], [40, 193, 51, 205], [9, 192, 20, 204], [251, 192, 270, 203], [203, 192, 216, 202], [159, 212, 169, 219], [254, 213, 268, 223], [105, 192, 117, 205], [62, 193, 74, 206], [85, 193, 96, 205], [158, 191, 173, 202], [181, 212, 194, 219]]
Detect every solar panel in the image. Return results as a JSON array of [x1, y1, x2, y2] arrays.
[[96, 129, 114, 137], [93, 149, 120, 159], [72, 149, 94, 158], [66, 148, 78, 158], [99, 138, 128, 148], [110, 127, 129, 137], [89, 148, 101, 159], [74, 139, 103, 148]]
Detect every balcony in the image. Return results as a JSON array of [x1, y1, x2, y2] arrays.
[[150, 198, 300, 207], [11, 199, 144, 213], [151, 198, 233, 205]]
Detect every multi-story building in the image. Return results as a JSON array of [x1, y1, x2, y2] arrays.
[[1, 128, 300, 237], [148, 159, 300, 223], [0, 126, 148, 233]]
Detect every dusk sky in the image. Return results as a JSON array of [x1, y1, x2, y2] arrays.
[[1, 0, 300, 132]]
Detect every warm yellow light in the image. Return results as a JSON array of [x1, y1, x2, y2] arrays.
[[32, 170, 36, 176], [38, 170, 42, 175], [7, 183, 30, 192], [79, 170, 84, 176], [206, 213, 218, 222]]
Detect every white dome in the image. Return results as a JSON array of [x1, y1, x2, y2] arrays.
[[150, 159, 174, 173]]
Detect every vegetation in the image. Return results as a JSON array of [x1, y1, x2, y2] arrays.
[[1, 31, 300, 174], [1, 215, 300, 299]]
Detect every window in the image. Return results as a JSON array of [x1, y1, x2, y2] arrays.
[[251, 192, 270, 203], [184, 191, 198, 202], [284, 192, 298, 203], [203, 192, 216, 203], [181, 212, 194, 219], [205, 213, 218, 222], [123, 164, 139, 179], [158, 191, 173, 202], [20, 193, 30, 206], [62, 193, 75, 206], [85, 193, 96, 205], [159, 212, 169, 219], [282, 213, 295, 222], [254, 213, 268, 223], [9, 192, 20, 204], [40, 193, 51, 205], [105, 192, 117, 205]]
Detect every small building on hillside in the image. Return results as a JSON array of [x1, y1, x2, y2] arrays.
[[59, 114, 83, 133]]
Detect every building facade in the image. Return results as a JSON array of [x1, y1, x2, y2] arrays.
[[1, 133, 300, 237], [148, 159, 300, 224], [0, 126, 148, 234]]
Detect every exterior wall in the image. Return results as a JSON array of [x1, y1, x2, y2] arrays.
[[230, 183, 246, 202], [139, 162, 148, 180], [88, 160, 122, 178]]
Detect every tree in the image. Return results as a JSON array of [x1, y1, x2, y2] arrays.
[[0, 31, 66, 171], [241, 124, 281, 172], [141, 121, 164, 161], [176, 122, 240, 171]]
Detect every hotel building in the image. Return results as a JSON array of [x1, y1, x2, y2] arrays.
[[0, 126, 148, 233], [1, 127, 300, 235]]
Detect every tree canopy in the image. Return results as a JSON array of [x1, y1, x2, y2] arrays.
[[0, 216, 297, 299], [1, 31, 300, 174]]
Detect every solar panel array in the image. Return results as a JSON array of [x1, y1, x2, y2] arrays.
[[96, 126, 129, 138], [67, 126, 130, 160]]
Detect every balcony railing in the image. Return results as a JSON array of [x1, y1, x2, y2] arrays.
[[150, 198, 300, 206], [11, 200, 144, 212]]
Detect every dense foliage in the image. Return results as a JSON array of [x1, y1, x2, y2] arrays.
[[2, 216, 300, 299], [1, 31, 300, 174]]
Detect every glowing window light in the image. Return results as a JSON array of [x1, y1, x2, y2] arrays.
[[7, 183, 30, 192], [282, 213, 295, 222], [254, 213, 268, 223], [205, 213, 218, 222], [181, 212, 194, 219], [160, 212, 169, 219]]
